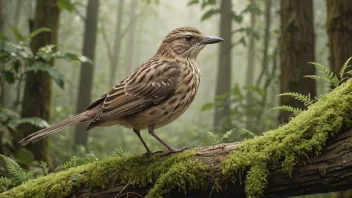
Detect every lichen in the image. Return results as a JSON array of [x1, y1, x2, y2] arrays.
[[222, 79, 352, 197], [0, 150, 208, 198]]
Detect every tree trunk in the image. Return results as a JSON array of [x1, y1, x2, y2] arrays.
[[278, 0, 316, 124], [326, 0, 352, 81], [13, 0, 23, 28], [73, 0, 100, 148], [245, 0, 257, 131], [124, 0, 138, 76], [214, 0, 232, 130], [17, 0, 60, 166], [326, 1, 352, 197], [109, 1, 124, 87], [0, 0, 4, 106]]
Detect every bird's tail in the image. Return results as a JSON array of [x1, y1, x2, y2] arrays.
[[19, 112, 91, 145]]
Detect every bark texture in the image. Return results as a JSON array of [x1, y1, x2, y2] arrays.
[[326, 0, 352, 81], [214, 0, 232, 130], [74, 0, 100, 147], [18, 0, 60, 166], [279, 0, 316, 124], [75, 128, 352, 198]]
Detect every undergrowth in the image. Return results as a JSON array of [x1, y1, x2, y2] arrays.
[[0, 151, 209, 198], [222, 58, 352, 197]]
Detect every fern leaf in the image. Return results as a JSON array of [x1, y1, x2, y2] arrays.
[[339, 56, 352, 79], [271, 105, 303, 115], [55, 156, 77, 172], [0, 154, 32, 185], [278, 92, 314, 106], [40, 161, 50, 176], [308, 62, 339, 87], [0, 177, 12, 192]]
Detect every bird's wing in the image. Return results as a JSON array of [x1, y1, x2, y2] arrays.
[[86, 61, 180, 129]]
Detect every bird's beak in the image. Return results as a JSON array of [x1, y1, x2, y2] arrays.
[[201, 36, 224, 44]]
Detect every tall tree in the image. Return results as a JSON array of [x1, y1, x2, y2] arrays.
[[245, 0, 257, 130], [214, 0, 232, 129], [278, 0, 316, 124], [326, 0, 352, 78], [109, 1, 125, 87], [0, 0, 4, 34], [326, 1, 352, 197], [18, 0, 60, 165], [73, 0, 100, 147], [124, 0, 138, 76]]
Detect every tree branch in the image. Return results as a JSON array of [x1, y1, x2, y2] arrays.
[[74, 128, 352, 198]]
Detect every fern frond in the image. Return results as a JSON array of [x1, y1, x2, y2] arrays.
[[278, 92, 314, 106], [307, 62, 339, 87], [40, 161, 50, 176], [55, 156, 77, 172], [0, 176, 12, 192], [0, 155, 33, 185], [339, 56, 352, 79], [271, 105, 303, 115]]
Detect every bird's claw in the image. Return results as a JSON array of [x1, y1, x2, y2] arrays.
[[160, 147, 188, 156]]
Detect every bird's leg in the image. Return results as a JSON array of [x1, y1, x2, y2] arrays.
[[133, 129, 152, 155], [148, 125, 186, 155]]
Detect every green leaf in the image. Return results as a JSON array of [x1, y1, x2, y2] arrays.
[[201, 103, 214, 111], [339, 56, 352, 79], [0, 34, 8, 41], [0, 154, 33, 185], [187, 0, 199, 6], [232, 12, 243, 23], [271, 105, 303, 115], [28, 28, 51, 40], [57, 0, 75, 12], [28, 62, 65, 89], [201, 9, 219, 21], [1, 71, 15, 84], [8, 24, 25, 42], [58, 52, 92, 63], [0, 177, 12, 192], [278, 92, 314, 106]]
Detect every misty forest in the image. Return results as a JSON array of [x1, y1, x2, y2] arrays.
[[0, 0, 352, 197]]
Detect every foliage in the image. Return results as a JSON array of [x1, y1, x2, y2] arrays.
[[55, 156, 77, 172], [275, 58, 352, 115], [188, 0, 261, 47], [0, 34, 90, 89], [202, 84, 276, 140], [222, 78, 352, 197], [0, 155, 35, 192], [1, 151, 209, 198], [207, 130, 233, 145]]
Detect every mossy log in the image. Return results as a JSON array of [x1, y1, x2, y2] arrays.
[[2, 80, 352, 198], [76, 128, 352, 198]]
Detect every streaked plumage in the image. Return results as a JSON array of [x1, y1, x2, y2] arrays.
[[20, 26, 223, 154]]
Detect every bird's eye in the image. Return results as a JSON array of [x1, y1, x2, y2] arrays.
[[185, 35, 193, 41]]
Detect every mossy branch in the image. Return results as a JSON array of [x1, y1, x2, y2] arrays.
[[2, 80, 352, 198]]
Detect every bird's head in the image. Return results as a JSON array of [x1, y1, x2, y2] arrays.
[[156, 26, 223, 60]]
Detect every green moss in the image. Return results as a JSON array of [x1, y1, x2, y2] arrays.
[[0, 150, 208, 198], [222, 79, 352, 197]]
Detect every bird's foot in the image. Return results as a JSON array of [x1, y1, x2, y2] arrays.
[[160, 147, 188, 157], [142, 151, 154, 156]]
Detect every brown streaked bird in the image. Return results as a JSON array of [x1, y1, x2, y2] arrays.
[[19, 26, 223, 154]]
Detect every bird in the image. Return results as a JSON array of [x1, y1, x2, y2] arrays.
[[19, 26, 223, 155]]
